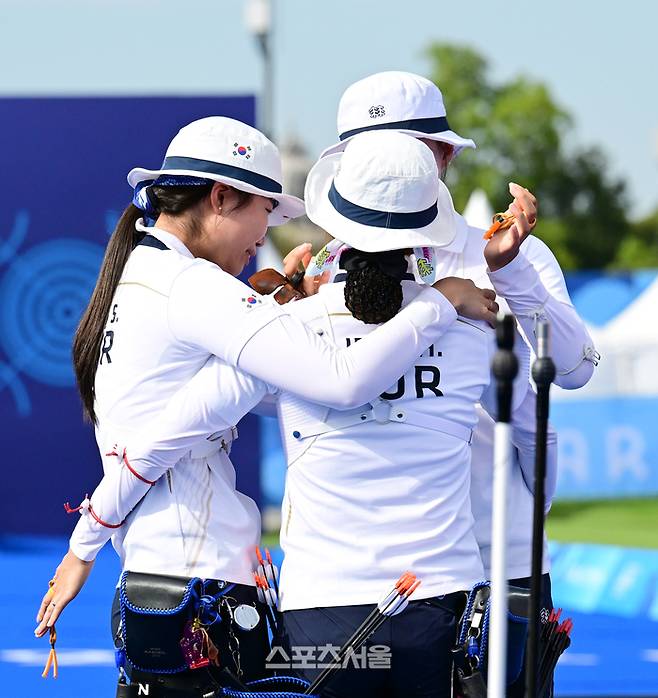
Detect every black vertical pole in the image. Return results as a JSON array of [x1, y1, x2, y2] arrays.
[[526, 320, 556, 698], [493, 315, 518, 425]]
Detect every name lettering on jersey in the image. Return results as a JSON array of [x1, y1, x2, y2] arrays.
[[345, 338, 444, 400], [346, 337, 441, 360], [415, 366, 443, 397], [380, 366, 444, 399], [381, 376, 405, 400], [100, 330, 114, 365], [99, 303, 119, 365], [421, 344, 441, 359], [137, 684, 150, 696]]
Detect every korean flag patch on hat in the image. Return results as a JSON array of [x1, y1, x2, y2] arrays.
[[128, 117, 305, 226]]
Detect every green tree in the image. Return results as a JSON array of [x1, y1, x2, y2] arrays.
[[426, 44, 630, 270], [614, 207, 658, 267]]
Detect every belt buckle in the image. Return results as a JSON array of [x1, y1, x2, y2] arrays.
[[207, 426, 238, 444], [205, 427, 238, 456], [371, 399, 391, 424]]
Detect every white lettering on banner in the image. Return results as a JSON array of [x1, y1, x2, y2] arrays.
[[137, 685, 150, 696], [564, 562, 608, 590], [607, 426, 648, 482], [557, 428, 589, 485], [611, 563, 643, 598]]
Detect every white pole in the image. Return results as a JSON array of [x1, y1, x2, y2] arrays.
[[244, 0, 273, 138], [487, 421, 512, 698], [487, 314, 518, 698]]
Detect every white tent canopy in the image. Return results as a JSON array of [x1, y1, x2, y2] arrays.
[[463, 188, 494, 230]]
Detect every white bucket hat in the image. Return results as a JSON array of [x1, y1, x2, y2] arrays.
[[320, 71, 476, 159], [306, 130, 457, 253], [127, 116, 305, 226]]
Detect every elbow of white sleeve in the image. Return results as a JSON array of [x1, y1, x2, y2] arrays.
[[321, 382, 370, 410], [554, 348, 596, 390], [250, 396, 279, 418]]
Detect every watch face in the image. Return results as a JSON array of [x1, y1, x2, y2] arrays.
[[233, 604, 261, 631]]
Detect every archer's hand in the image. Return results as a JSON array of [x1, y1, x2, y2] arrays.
[[484, 183, 537, 272], [283, 243, 330, 296], [433, 277, 499, 327], [35, 549, 94, 637]]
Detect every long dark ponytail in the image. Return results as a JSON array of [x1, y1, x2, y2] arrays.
[[73, 204, 142, 424], [73, 182, 225, 424], [342, 248, 409, 325]]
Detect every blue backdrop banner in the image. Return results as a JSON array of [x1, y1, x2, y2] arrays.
[[552, 397, 658, 499], [0, 96, 260, 535]]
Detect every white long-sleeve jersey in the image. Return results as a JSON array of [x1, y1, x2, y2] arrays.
[[72, 270, 545, 608], [69, 224, 458, 582], [270, 282, 544, 611], [274, 280, 547, 609], [435, 215, 595, 578], [70, 214, 589, 585]]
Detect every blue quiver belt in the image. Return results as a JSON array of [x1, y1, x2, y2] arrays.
[[119, 571, 203, 674], [220, 676, 317, 697], [452, 581, 530, 695], [505, 586, 532, 683], [115, 674, 317, 698]]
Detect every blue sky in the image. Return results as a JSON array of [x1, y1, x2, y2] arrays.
[[2, 0, 656, 218]]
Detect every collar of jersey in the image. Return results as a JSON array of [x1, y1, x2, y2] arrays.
[[135, 219, 194, 259]]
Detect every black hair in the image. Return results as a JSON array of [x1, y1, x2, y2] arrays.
[[342, 248, 409, 324], [73, 183, 253, 424]]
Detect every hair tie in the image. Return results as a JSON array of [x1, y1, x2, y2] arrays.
[[132, 181, 158, 226], [341, 249, 408, 281], [132, 175, 213, 227]]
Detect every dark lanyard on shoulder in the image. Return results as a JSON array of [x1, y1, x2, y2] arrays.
[[137, 234, 169, 251]]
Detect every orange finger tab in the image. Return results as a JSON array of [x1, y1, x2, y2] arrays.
[[483, 213, 515, 240]]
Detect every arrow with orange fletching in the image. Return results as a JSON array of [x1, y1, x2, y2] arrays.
[[305, 572, 421, 695]]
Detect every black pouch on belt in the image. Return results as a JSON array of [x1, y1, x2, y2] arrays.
[[119, 571, 203, 674], [452, 582, 530, 693]]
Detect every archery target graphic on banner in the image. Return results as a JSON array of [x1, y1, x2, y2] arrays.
[[0, 96, 261, 537], [0, 238, 104, 390]]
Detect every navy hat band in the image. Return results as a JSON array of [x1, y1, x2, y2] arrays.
[[161, 156, 283, 194], [339, 116, 450, 142], [328, 182, 437, 230]]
